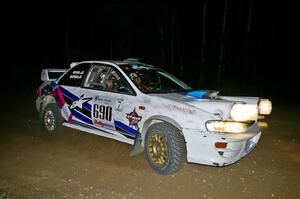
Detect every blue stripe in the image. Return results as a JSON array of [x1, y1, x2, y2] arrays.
[[60, 87, 79, 101], [49, 81, 58, 88], [59, 86, 91, 111], [71, 109, 93, 124], [114, 121, 138, 136], [83, 103, 92, 111], [48, 81, 92, 121]]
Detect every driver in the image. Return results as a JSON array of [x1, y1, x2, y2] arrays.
[[129, 71, 151, 92], [106, 72, 119, 91]]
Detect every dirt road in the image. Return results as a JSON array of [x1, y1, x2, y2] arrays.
[[1, 91, 300, 198]]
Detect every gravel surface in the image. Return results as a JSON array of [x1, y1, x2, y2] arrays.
[[0, 92, 299, 199]]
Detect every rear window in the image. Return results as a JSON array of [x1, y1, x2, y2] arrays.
[[58, 64, 90, 87], [48, 71, 65, 80]]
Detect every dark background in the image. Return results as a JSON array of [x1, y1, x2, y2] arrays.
[[1, 0, 299, 101]]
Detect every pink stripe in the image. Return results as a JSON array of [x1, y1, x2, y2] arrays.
[[53, 88, 65, 108], [68, 114, 73, 123]]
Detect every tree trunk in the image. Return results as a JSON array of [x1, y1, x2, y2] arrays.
[[243, 0, 253, 83], [201, 0, 207, 65], [63, 2, 70, 65], [159, 22, 166, 66], [43, 7, 48, 68], [199, 0, 208, 86], [110, 34, 113, 59], [177, 18, 184, 78], [170, 11, 175, 70], [217, 0, 229, 85]]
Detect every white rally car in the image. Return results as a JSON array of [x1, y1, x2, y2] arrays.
[[35, 59, 272, 175]]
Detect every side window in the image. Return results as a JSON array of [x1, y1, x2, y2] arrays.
[[83, 64, 110, 89], [58, 64, 90, 87], [84, 65, 135, 95], [104, 68, 135, 94]]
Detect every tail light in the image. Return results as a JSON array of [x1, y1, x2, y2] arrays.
[[35, 88, 40, 96]]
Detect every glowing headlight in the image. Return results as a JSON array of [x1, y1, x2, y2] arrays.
[[231, 104, 258, 121], [206, 121, 250, 133], [258, 99, 272, 115]]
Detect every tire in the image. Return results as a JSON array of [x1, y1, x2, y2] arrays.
[[145, 122, 186, 175], [40, 103, 63, 132]]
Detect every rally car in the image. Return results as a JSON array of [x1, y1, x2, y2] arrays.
[[35, 59, 272, 175]]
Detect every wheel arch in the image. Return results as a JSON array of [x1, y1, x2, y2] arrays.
[[40, 95, 57, 113], [141, 115, 183, 146]]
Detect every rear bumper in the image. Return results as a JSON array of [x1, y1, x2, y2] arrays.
[[35, 97, 42, 112], [182, 125, 261, 166]]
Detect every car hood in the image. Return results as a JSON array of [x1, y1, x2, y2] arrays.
[[149, 90, 236, 119]]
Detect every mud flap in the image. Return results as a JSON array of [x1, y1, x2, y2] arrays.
[[129, 133, 144, 157]]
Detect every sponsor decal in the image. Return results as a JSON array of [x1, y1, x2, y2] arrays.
[[93, 118, 104, 126], [45, 81, 93, 124], [94, 96, 112, 105], [93, 118, 115, 129], [116, 98, 124, 112], [69, 70, 85, 79], [126, 108, 142, 131], [166, 104, 196, 114], [70, 94, 92, 109]]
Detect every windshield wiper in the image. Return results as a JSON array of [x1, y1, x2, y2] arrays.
[[169, 88, 194, 93]]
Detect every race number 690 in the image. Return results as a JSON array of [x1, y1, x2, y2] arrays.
[[93, 104, 112, 121]]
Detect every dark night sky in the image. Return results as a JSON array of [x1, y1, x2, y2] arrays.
[[1, 1, 299, 100]]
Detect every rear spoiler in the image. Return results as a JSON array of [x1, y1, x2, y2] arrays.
[[41, 69, 67, 82]]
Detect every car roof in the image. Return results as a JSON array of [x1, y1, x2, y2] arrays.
[[70, 58, 156, 69]]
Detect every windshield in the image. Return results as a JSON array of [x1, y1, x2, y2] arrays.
[[120, 65, 192, 93]]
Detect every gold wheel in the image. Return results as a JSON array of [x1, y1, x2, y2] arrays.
[[148, 132, 168, 166]]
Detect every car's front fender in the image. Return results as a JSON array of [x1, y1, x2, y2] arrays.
[[141, 115, 182, 147]]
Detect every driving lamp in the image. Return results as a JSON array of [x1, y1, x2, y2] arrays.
[[231, 104, 258, 121], [258, 99, 272, 115]]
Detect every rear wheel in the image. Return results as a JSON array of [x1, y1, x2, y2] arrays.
[[145, 122, 186, 175], [41, 103, 63, 132]]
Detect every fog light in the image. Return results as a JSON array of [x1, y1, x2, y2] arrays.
[[206, 121, 250, 133]]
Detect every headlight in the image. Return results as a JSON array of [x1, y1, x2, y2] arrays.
[[258, 99, 272, 115], [206, 121, 251, 133], [231, 104, 258, 121]]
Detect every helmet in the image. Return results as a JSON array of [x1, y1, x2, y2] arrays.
[[129, 72, 138, 80]]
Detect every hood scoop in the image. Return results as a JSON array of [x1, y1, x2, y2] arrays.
[[186, 90, 219, 100]]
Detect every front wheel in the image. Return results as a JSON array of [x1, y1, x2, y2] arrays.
[[40, 103, 63, 132], [145, 122, 186, 175]]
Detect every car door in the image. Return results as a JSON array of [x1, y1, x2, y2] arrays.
[[80, 63, 139, 141], [56, 63, 93, 124]]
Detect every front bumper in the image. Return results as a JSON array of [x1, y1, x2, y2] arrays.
[[182, 125, 261, 166]]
